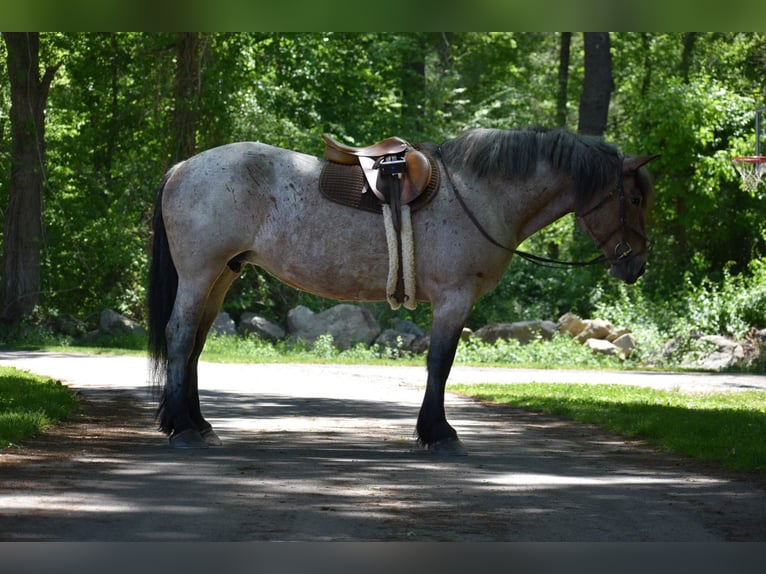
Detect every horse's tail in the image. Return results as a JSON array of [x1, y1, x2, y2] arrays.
[[147, 167, 179, 398]]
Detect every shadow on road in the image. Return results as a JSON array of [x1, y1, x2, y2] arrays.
[[3, 377, 766, 541]]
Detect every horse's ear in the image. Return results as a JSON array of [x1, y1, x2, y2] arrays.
[[623, 154, 660, 172]]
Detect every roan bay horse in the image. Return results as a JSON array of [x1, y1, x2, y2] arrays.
[[148, 127, 657, 451]]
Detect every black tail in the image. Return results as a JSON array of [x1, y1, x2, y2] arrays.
[[147, 169, 179, 400]]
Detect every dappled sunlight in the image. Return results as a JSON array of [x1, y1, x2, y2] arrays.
[[478, 472, 725, 488], [2, 355, 766, 541]]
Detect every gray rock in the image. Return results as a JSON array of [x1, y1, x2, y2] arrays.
[[584, 338, 620, 356], [209, 312, 237, 336], [287, 304, 381, 350], [375, 329, 418, 353], [612, 333, 637, 359], [393, 318, 425, 338], [99, 309, 145, 336], [238, 312, 285, 342], [474, 320, 556, 345]]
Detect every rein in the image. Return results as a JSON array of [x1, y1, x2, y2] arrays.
[[436, 147, 636, 269]]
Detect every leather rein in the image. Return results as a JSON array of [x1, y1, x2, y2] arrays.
[[436, 147, 642, 269]]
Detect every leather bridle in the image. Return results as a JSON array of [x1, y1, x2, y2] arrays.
[[437, 147, 646, 269], [575, 165, 647, 266]]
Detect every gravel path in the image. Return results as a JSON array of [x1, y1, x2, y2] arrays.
[[1, 351, 765, 541]]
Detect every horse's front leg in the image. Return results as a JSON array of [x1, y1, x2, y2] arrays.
[[416, 295, 474, 454]]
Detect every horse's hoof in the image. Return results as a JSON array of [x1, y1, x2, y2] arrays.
[[169, 428, 209, 449], [200, 428, 223, 447], [426, 437, 468, 456]]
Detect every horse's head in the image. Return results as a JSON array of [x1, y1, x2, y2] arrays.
[[577, 154, 658, 285]]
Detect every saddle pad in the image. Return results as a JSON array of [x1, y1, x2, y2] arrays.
[[319, 145, 441, 214]]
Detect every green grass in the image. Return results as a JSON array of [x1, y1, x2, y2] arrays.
[[452, 382, 766, 473], [0, 366, 79, 448]]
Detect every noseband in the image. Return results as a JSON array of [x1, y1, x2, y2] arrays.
[[575, 165, 646, 266], [438, 147, 645, 269]]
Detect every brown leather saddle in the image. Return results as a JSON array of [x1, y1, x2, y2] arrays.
[[321, 133, 434, 207], [319, 134, 440, 216]]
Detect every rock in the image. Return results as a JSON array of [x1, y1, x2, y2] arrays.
[[99, 309, 145, 336], [287, 304, 381, 351], [606, 327, 632, 342], [238, 312, 285, 342], [558, 312, 586, 337], [584, 338, 620, 357], [460, 327, 473, 341], [410, 334, 431, 354], [697, 335, 746, 371], [209, 312, 237, 336], [375, 329, 418, 353], [474, 320, 557, 345], [574, 318, 615, 344], [393, 318, 424, 338], [612, 333, 637, 359]]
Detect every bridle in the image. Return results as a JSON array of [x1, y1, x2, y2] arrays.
[[437, 147, 645, 269], [574, 164, 647, 266]]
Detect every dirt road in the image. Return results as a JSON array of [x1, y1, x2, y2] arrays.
[[1, 351, 765, 541]]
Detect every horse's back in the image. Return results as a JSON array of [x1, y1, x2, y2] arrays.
[[160, 142, 316, 269]]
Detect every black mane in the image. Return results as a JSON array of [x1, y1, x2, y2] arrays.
[[439, 127, 624, 208]]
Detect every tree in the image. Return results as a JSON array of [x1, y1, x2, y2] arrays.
[[578, 32, 613, 137], [556, 32, 572, 127], [171, 32, 202, 163], [1, 33, 60, 322]]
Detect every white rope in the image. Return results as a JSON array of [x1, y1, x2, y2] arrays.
[[381, 204, 417, 310]]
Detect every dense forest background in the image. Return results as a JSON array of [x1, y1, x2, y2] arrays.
[[1, 32, 765, 348]]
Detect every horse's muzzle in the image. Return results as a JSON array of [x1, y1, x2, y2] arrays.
[[610, 258, 646, 285]]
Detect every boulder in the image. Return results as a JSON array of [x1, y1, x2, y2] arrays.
[[238, 312, 285, 342], [697, 335, 746, 371], [584, 338, 620, 357], [375, 329, 418, 353], [612, 333, 637, 359], [410, 334, 431, 354], [574, 318, 616, 344], [474, 320, 557, 345], [393, 318, 425, 338], [209, 312, 237, 336], [99, 309, 145, 336], [557, 312, 586, 337], [287, 304, 381, 350]]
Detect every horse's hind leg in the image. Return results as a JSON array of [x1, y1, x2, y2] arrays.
[[160, 270, 230, 448], [184, 266, 240, 447]]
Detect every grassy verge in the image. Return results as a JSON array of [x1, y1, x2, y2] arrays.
[[0, 366, 79, 448], [452, 382, 766, 473]]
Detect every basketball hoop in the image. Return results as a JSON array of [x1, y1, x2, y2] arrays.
[[732, 155, 766, 192], [732, 106, 766, 192]]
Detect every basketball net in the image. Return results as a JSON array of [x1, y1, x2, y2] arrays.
[[732, 156, 766, 192]]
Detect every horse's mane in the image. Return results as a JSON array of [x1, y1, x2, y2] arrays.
[[439, 127, 625, 208]]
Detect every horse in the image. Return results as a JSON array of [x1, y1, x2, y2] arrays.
[[148, 127, 657, 451]]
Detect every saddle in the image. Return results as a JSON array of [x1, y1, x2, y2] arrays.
[[322, 133, 432, 205], [319, 134, 440, 311]]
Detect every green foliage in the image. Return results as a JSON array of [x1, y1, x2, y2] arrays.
[[0, 366, 79, 447], [455, 333, 626, 369], [2, 32, 766, 350], [453, 382, 766, 472]]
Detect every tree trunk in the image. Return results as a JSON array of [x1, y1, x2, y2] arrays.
[[1, 33, 59, 322], [680, 32, 698, 82], [401, 33, 427, 136], [578, 32, 613, 137], [556, 32, 572, 128], [171, 32, 202, 164]]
